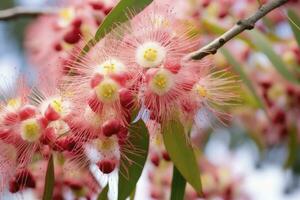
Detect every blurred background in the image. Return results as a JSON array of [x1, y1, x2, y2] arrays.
[[1, 0, 300, 199]]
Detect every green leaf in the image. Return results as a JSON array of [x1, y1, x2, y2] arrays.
[[97, 186, 109, 200], [249, 30, 299, 84], [42, 155, 55, 200], [284, 126, 298, 168], [118, 119, 149, 200], [162, 119, 202, 195], [170, 166, 186, 200], [81, 0, 153, 55], [287, 9, 300, 47], [220, 48, 266, 110]]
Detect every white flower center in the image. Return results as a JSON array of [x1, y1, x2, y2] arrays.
[[20, 118, 41, 142], [149, 69, 174, 95], [95, 59, 125, 75], [136, 41, 166, 68]]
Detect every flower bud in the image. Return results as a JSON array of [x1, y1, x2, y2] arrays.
[[97, 159, 117, 174], [102, 119, 121, 137], [150, 153, 160, 167], [119, 88, 134, 110], [19, 105, 36, 121]]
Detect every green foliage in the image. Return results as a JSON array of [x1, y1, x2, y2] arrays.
[[220, 48, 266, 110], [97, 186, 108, 200], [42, 155, 55, 200], [162, 119, 202, 195], [287, 9, 300, 47], [249, 30, 299, 84], [170, 166, 186, 200], [118, 119, 149, 200]]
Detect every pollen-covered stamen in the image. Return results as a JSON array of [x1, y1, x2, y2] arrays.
[[95, 79, 120, 103], [20, 118, 42, 142], [136, 41, 166, 68], [95, 59, 125, 75], [149, 69, 174, 95], [58, 7, 76, 28], [195, 84, 208, 98]]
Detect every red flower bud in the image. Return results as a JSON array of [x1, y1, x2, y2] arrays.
[[45, 104, 60, 121], [19, 105, 36, 121], [102, 119, 121, 137], [63, 28, 81, 44], [119, 88, 134, 110], [97, 159, 117, 174], [150, 153, 160, 167]]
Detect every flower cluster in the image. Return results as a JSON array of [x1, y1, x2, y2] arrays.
[[0, 1, 239, 199]]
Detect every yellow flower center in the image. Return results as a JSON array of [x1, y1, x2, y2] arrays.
[[143, 48, 158, 62], [196, 85, 207, 97], [51, 99, 63, 114], [150, 69, 173, 95], [95, 137, 118, 152], [21, 119, 41, 142], [7, 98, 21, 110], [95, 79, 119, 103]]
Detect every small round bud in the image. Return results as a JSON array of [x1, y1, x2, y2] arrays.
[[63, 28, 81, 44], [97, 159, 117, 174], [119, 88, 134, 110], [150, 153, 160, 167], [102, 119, 121, 137]]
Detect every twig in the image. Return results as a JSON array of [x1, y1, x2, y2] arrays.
[[184, 0, 289, 61], [0, 6, 58, 21]]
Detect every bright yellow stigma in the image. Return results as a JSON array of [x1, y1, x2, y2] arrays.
[[150, 69, 173, 95], [196, 85, 208, 97], [21, 119, 41, 142], [95, 79, 119, 103], [143, 48, 158, 62]]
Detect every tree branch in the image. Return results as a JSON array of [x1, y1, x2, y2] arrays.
[[0, 6, 58, 21], [184, 0, 289, 61]]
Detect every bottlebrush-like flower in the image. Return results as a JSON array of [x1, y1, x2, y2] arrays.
[[111, 3, 207, 122], [65, 37, 137, 127], [190, 68, 240, 128], [28, 78, 76, 152]]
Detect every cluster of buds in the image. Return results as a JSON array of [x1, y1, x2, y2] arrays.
[[25, 0, 117, 80], [0, 0, 240, 199]]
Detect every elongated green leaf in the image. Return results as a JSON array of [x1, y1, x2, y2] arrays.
[[287, 9, 300, 47], [118, 119, 149, 200], [162, 119, 202, 195], [82, 0, 153, 55], [284, 126, 298, 168], [170, 166, 186, 200], [42, 155, 54, 200], [220, 48, 266, 110], [249, 30, 299, 84], [97, 186, 109, 200]]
